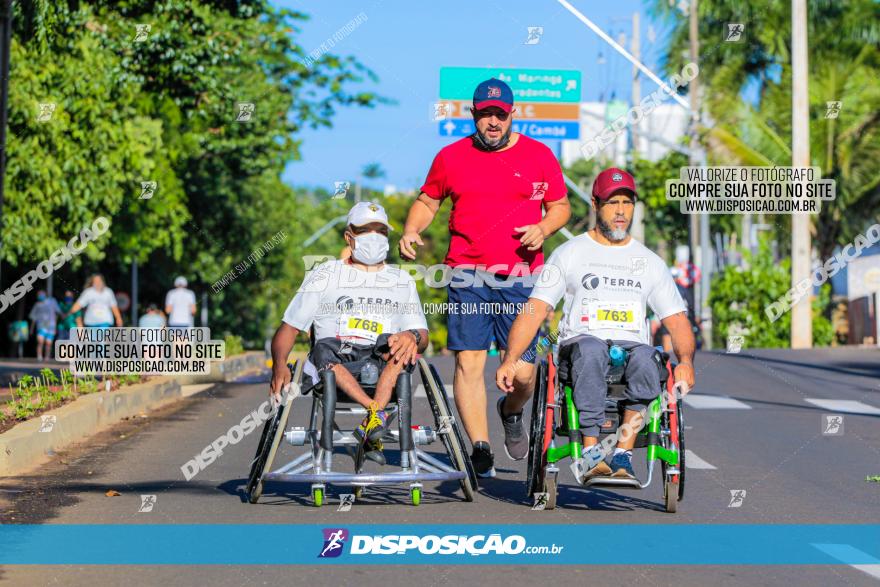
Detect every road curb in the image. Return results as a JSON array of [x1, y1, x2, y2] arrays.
[[175, 351, 267, 385], [0, 352, 265, 478]]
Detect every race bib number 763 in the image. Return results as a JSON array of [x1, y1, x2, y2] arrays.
[[587, 301, 640, 331]]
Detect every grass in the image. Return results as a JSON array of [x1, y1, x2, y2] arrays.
[[1, 369, 146, 425], [224, 334, 245, 357]]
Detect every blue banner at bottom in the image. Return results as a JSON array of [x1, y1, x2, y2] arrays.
[[0, 525, 878, 565]]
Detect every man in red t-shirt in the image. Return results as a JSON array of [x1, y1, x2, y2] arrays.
[[398, 78, 570, 478]]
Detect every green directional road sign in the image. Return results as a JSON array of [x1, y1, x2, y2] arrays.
[[440, 67, 581, 103]]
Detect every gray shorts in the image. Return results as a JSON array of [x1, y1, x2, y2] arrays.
[[306, 334, 414, 390], [557, 334, 665, 437]]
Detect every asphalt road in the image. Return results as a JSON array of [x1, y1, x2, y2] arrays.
[[1, 347, 879, 586]]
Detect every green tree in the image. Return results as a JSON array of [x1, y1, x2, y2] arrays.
[[7, 1, 385, 344], [709, 238, 833, 347], [650, 0, 880, 260]]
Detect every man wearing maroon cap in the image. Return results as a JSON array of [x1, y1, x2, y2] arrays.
[[497, 167, 695, 481], [399, 78, 570, 478]]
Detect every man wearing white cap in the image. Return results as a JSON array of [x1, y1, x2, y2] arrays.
[[165, 276, 197, 332], [270, 202, 429, 465]]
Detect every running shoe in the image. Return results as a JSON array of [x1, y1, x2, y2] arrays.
[[609, 450, 636, 479], [364, 439, 386, 466], [354, 402, 388, 444], [470, 441, 496, 478], [496, 396, 528, 460]]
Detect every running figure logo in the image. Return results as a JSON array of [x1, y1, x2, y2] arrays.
[[825, 101, 842, 119], [530, 182, 548, 200], [822, 414, 844, 435], [725, 23, 744, 42], [140, 181, 157, 200], [319, 528, 349, 558], [532, 492, 549, 510], [236, 103, 255, 122], [37, 103, 56, 122], [138, 495, 157, 513], [333, 181, 350, 200], [524, 26, 544, 45], [630, 256, 647, 277], [728, 489, 746, 508], [39, 415, 56, 432], [431, 102, 451, 122], [337, 494, 355, 512], [726, 335, 744, 354], [133, 24, 151, 42]]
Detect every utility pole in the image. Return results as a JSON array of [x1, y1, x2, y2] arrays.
[[791, 0, 812, 348], [630, 12, 640, 158], [687, 0, 713, 348], [630, 11, 645, 243], [0, 0, 12, 291], [131, 259, 138, 325], [688, 0, 700, 275]]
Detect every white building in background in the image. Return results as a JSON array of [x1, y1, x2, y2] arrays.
[[561, 102, 689, 167]]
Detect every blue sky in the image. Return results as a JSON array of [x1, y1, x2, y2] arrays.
[[276, 0, 676, 192]]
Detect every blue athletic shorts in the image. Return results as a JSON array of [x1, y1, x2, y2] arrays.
[[446, 270, 539, 362], [36, 328, 56, 341]]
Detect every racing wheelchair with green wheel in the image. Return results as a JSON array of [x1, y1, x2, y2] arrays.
[[526, 342, 686, 512], [246, 357, 476, 507]]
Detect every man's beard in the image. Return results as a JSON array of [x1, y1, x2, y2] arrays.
[[471, 125, 512, 151], [597, 216, 631, 242]]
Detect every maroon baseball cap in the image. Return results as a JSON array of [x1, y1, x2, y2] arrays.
[[592, 167, 638, 201]]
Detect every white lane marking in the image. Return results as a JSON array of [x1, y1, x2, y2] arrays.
[[413, 384, 453, 398], [684, 449, 717, 470], [812, 544, 880, 580], [683, 395, 752, 410], [805, 399, 880, 416]]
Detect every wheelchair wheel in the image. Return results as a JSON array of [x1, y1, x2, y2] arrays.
[[664, 478, 678, 513], [312, 485, 324, 507], [527, 359, 552, 499], [543, 470, 558, 510], [246, 361, 301, 504], [676, 397, 686, 501], [660, 380, 686, 512], [418, 359, 477, 502]]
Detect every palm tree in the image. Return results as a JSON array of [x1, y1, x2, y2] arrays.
[[649, 0, 880, 260]]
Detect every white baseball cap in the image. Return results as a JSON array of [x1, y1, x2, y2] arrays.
[[174, 276, 188, 287], [347, 201, 393, 230]]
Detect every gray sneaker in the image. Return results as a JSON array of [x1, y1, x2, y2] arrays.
[[497, 396, 529, 460]]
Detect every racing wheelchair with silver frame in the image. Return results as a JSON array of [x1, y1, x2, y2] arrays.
[[526, 340, 686, 512], [246, 354, 477, 507]]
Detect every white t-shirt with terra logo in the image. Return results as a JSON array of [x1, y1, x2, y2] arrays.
[[530, 232, 686, 345], [282, 260, 428, 345]]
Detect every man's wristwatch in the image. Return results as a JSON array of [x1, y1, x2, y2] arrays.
[[407, 329, 422, 345]]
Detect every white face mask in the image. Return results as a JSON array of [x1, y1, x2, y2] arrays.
[[352, 232, 389, 265]]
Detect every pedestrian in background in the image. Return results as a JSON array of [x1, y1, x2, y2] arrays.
[[70, 274, 124, 329], [138, 304, 167, 328], [57, 290, 79, 341], [29, 290, 62, 360], [165, 276, 197, 333]]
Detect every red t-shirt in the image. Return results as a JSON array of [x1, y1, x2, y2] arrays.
[[420, 134, 566, 275]]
